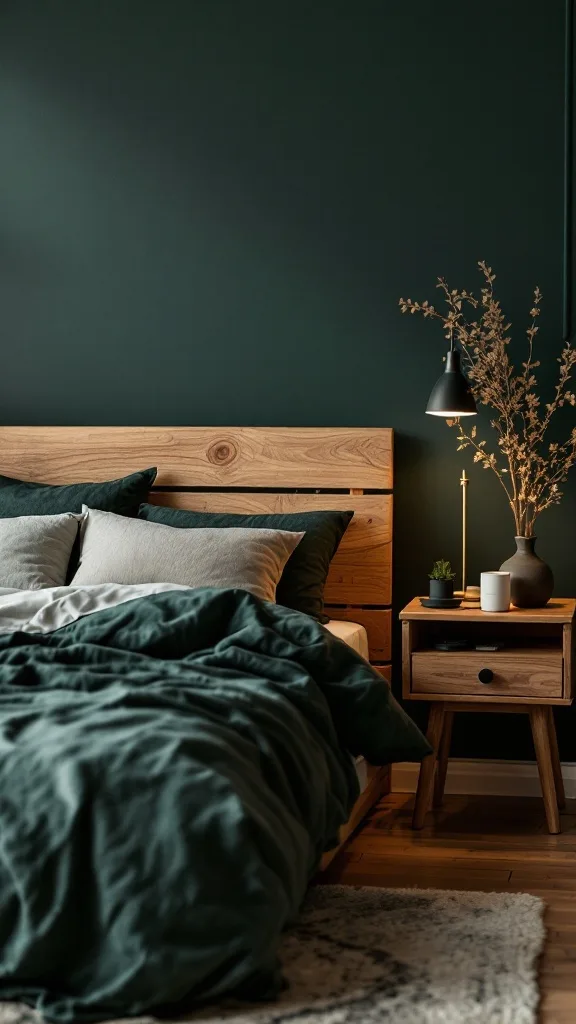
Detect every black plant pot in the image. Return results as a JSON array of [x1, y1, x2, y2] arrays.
[[499, 536, 553, 608], [429, 579, 454, 601]]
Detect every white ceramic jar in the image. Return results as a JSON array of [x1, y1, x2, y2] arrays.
[[480, 571, 511, 613]]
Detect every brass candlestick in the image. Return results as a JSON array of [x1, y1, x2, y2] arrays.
[[454, 469, 469, 598], [460, 468, 468, 596], [457, 469, 480, 602]]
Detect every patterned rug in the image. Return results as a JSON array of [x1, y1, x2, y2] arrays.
[[0, 885, 545, 1024]]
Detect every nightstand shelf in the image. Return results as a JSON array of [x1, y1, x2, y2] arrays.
[[400, 598, 575, 834]]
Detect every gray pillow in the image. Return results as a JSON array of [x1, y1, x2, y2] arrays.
[[0, 513, 81, 590], [71, 506, 305, 603]]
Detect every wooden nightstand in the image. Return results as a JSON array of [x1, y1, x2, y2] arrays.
[[399, 598, 576, 834]]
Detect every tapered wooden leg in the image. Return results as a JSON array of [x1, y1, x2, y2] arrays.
[[413, 704, 445, 829], [433, 711, 454, 807], [546, 707, 565, 809], [530, 706, 561, 834]]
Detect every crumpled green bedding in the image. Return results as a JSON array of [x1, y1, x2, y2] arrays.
[[0, 586, 429, 1021]]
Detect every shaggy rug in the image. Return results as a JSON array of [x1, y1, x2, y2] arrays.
[[0, 885, 545, 1024]]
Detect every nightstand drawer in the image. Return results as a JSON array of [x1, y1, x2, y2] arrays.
[[411, 649, 563, 698]]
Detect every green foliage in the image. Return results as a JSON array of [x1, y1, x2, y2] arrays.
[[428, 559, 456, 581]]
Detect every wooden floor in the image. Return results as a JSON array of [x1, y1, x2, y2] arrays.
[[319, 792, 576, 1024]]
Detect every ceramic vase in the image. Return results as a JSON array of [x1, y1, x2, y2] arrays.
[[499, 537, 553, 608]]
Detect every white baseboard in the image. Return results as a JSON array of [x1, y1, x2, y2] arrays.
[[392, 759, 576, 800]]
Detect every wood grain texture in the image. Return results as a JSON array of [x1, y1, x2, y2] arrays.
[[401, 620, 413, 700], [434, 710, 453, 807], [407, 699, 565, 833], [0, 426, 393, 490], [152, 491, 392, 606], [325, 608, 391, 662], [400, 596, 576, 624], [319, 791, 576, 1023], [563, 621, 574, 698], [406, 692, 573, 706], [547, 707, 566, 810], [0, 425, 392, 635], [530, 706, 561, 834], [411, 648, 563, 699], [401, 599, 571, 834], [413, 705, 445, 829]]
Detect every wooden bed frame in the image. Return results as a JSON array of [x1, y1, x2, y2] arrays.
[[0, 425, 393, 864]]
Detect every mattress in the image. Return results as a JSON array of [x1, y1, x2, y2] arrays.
[[325, 618, 370, 793], [324, 618, 369, 661]]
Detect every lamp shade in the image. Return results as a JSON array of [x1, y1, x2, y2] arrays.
[[426, 349, 477, 417]]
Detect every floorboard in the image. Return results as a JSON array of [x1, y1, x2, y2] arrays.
[[318, 793, 576, 1024]]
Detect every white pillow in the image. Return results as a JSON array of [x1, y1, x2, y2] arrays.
[[0, 513, 81, 590], [71, 506, 304, 603]]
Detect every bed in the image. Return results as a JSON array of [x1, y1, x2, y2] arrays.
[[0, 426, 392, 850], [0, 425, 429, 1021]]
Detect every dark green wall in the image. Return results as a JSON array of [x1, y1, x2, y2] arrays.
[[1, 1, 574, 757]]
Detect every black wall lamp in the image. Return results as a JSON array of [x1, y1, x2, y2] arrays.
[[425, 344, 477, 418]]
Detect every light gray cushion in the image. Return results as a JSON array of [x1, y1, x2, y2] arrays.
[[72, 506, 305, 603], [0, 513, 81, 590]]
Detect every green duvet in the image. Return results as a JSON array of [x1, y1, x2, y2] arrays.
[[0, 587, 429, 1021]]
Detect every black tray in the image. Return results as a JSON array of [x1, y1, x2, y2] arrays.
[[420, 597, 463, 609]]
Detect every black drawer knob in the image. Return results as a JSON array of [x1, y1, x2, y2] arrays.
[[478, 668, 494, 684]]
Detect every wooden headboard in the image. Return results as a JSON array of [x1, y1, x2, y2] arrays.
[[0, 426, 393, 678]]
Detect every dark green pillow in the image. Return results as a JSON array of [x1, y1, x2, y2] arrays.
[[0, 468, 157, 518], [138, 504, 354, 621]]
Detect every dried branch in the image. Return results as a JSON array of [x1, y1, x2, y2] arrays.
[[399, 263, 576, 536]]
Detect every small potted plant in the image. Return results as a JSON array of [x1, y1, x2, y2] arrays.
[[428, 559, 456, 601]]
